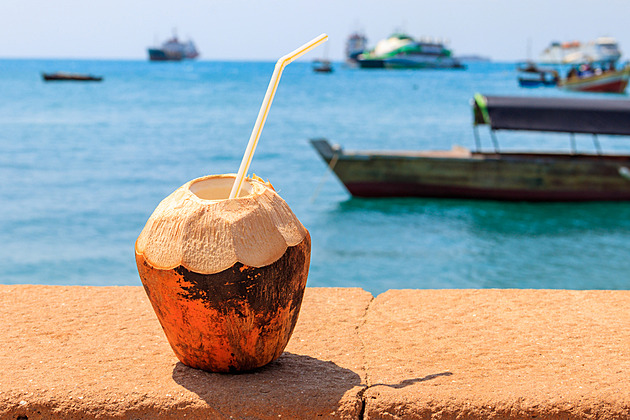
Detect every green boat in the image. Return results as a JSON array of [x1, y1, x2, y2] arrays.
[[356, 33, 465, 69]]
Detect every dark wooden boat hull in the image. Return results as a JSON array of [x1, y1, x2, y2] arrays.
[[311, 139, 630, 201], [312, 60, 334, 73], [42, 73, 103, 82], [313, 67, 333, 73]]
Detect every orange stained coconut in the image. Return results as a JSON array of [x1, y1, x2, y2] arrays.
[[135, 174, 311, 372]]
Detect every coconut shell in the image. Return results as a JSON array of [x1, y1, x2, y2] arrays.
[[135, 175, 311, 372], [135, 174, 308, 274]]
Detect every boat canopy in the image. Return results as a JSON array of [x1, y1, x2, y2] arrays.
[[473, 94, 630, 136]]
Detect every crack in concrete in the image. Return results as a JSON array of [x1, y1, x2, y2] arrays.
[[355, 294, 375, 420]]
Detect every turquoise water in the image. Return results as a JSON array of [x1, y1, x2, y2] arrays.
[[1, 58, 629, 295]]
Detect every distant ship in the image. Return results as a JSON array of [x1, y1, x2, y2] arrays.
[[538, 37, 621, 65], [352, 33, 465, 69], [148, 33, 199, 61], [345, 32, 368, 65]]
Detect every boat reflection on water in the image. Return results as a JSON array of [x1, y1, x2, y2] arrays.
[[335, 195, 630, 237], [315, 196, 630, 292]]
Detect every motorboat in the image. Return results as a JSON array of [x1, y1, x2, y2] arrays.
[[355, 33, 465, 69]]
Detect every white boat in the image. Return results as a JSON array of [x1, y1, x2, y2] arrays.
[[539, 37, 621, 65]]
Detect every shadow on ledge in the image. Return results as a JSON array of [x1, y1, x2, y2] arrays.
[[371, 371, 453, 389], [172, 352, 364, 418]]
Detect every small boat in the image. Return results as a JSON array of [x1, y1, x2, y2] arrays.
[[517, 62, 559, 87], [559, 63, 630, 93], [42, 72, 103, 82], [355, 33, 465, 70], [311, 94, 630, 201], [148, 32, 199, 61], [539, 37, 621, 65], [312, 59, 333, 73]]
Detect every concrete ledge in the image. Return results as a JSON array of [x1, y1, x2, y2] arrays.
[[1, 286, 629, 419]]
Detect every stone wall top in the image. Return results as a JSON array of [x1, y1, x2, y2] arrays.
[[1, 285, 628, 419]]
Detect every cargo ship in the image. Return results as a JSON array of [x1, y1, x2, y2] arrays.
[[148, 33, 199, 61]]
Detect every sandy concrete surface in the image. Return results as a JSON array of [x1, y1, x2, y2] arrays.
[[0, 285, 370, 419], [361, 289, 630, 419], [1, 285, 629, 419]]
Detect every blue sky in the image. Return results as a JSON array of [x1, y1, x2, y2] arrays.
[[2, 0, 630, 61]]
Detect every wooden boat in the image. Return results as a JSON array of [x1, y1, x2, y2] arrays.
[[42, 72, 103, 82], [558, 64, 630, 93], [311, 94, 630, 201], [517, 62, 559, 87]]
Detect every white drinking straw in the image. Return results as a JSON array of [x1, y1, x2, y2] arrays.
[[229, 33, 329, 199]]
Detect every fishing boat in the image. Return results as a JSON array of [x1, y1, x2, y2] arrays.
[[558, 63, 630, 93], [312, 59, 333, 73], [311, 94, 630, 201], [147, 33, 199, 61], [539, 37, 621, 65], [517, 62, 559, 87], [312, 42, 334, 73], [355, 33, 465, 69], [42, 72, 103, 82]]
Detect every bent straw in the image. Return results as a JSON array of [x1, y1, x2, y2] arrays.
[[229, 33, 328, 199]]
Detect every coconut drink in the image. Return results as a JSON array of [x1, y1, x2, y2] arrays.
[[135, 174, 310, 372], [136, 35, 327, 372]]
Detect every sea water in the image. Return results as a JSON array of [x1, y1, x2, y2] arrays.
[[1, 58, 629, 295]]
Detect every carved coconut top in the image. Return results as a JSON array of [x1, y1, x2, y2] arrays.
[[135, 174, 308, 274]]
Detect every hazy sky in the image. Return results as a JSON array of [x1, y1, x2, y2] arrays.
[[2, 0, 630, 61]]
